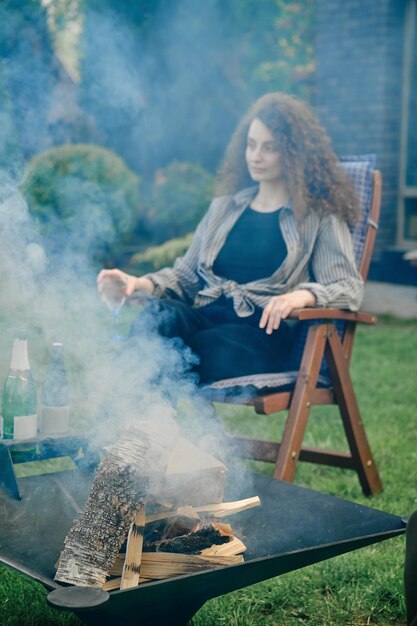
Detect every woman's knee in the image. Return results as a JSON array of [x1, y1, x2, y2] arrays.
[[188, 329, 247, 382], [189, 326, 283, 382], [129, 298, 177, 338], [129, 298, 203, 340]]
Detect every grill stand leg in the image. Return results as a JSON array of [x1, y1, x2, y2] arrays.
[[75, 597, 206, 626], [0, 442, 21, 500], [0, 434, 101, 500], [48, 583, 206, 626]]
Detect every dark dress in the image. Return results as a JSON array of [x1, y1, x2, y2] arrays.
[[130, 207, 295, 383]]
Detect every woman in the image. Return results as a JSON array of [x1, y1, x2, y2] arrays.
[[97, 92, 363, 383]]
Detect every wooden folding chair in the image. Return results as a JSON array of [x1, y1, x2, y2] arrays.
[[204, 156, 383, 496]]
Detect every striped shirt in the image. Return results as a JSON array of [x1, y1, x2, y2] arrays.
[[145, 186, 364, 317]]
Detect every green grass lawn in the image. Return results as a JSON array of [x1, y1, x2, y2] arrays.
[[1, 318, 416, 625]]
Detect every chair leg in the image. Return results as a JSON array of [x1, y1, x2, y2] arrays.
[[273, 324, 327, 481], [325, 325, 383, 496]]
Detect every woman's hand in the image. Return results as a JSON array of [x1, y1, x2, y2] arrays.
[[259, 289, 316, 335], [97, 268, 155, 299]]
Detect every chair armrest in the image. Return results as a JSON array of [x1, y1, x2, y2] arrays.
[[289, 308, 377, 325]]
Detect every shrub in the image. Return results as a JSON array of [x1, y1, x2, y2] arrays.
[[20, 143, 140, 265], [146, 161, 213, 243], [126, 232, 193, 274]]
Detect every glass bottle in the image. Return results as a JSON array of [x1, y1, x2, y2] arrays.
[[40, 342, 70, 434], [1, 336, 38, 458]]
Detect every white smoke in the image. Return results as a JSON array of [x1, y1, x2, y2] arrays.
[[0, 171, 206, 447]]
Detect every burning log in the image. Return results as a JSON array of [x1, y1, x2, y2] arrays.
[[102, 500, 256, 591], [55, 420, 177, 587], [200, 535, 247, 557], [145, 507, 201, 543], [144, 522, 233, 554]]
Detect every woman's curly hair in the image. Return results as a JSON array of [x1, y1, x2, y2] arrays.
[[216, 92, 360, 226]]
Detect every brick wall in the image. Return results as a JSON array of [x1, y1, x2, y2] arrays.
[[315, 0, 407, 262]]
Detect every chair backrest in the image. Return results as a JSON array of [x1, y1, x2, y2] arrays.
[[288, 155, 381, 372], [340, 154, 381, 280]]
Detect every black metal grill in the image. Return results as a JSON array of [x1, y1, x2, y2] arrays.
[[0, 441, 406, 626]]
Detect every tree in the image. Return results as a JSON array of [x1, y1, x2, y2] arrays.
[[0, 0, 58, 162], [78, 0, 315, 177], [0, 59, 21, 173], [21, 143, 141, 266]]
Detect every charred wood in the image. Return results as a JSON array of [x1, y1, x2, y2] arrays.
[[144, 523, 232, 555]]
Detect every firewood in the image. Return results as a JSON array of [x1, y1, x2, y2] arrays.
[[120, 505, 146, 590], [176, 505, 200, 519], [144, 507, 201, 545], [60, 533, 247, 583], [211, 522, 233, 536], [55, 421, 177, 587], [144, 522, 232, 554], [160, 513, 200, 539], [109, 551, 244, 579], [145, 496, 261, 524], [200, 536, 247, 557], [153, 498, 175, 510], [103, 577, 123, 591], [161, 437, 227, 506]]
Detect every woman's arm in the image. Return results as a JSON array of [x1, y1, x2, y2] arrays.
[[97, 269, 155, 298], [295, 214, 364, 310], [259, 289, 316, 334], [142, 196, 224, 301], [258, 213, 363, 334], [97, 198, 222, 303]]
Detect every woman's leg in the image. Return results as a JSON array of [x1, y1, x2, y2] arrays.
[[129, 297, 213, 342], [128, 298, 214, 409], [130, 299, 295, 384], [189, 321, 293, 383]]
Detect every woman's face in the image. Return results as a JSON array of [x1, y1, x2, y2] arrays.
[[245, 118, 282, 184]]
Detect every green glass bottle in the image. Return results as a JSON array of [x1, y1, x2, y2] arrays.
[[1, 336, 38, 460]]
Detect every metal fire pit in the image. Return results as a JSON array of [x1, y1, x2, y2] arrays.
[[0, 450, 406, 626]]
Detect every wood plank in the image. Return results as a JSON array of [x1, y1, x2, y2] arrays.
[[325, 327, 383, 495], [103, 577, 123, 591], [109, 551, 244, 578], [253, 387, 335, 416], [253, 391, 293, 414], [290, 309, 377, 324], [120, 506, 146, 590], [226, 435, 354, 468], [200, 536, 247, 557], [341, 321, 356, 367], [273, 323, 327, 481], [359, 171, 382, 280], [145, 497, 261, 524]]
